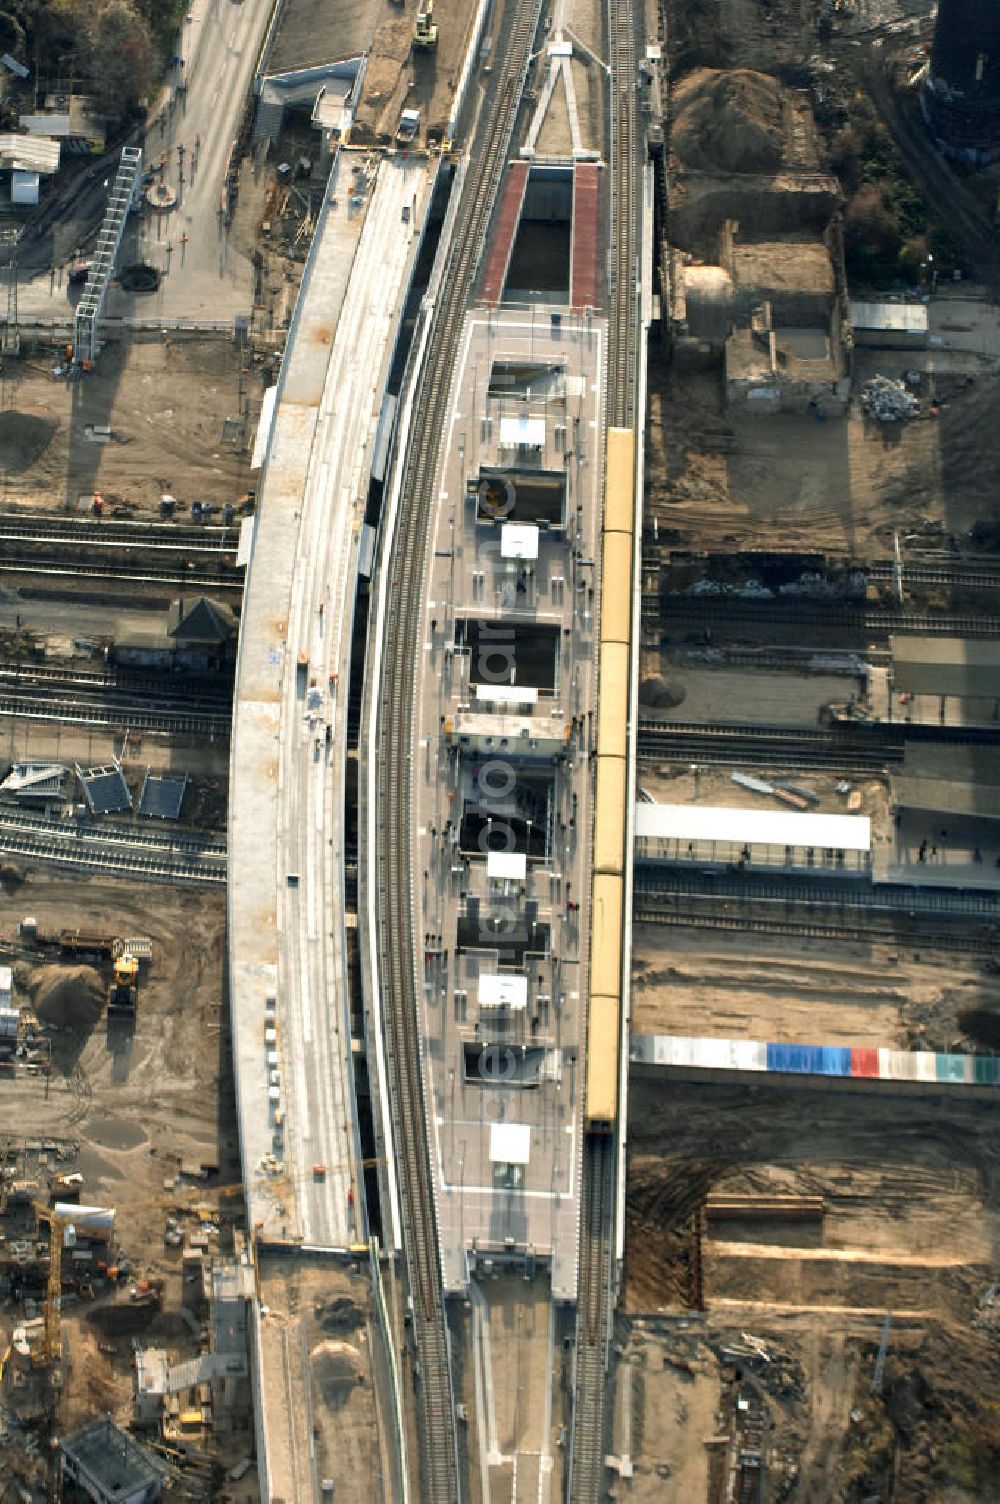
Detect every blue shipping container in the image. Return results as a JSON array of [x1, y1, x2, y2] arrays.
[[766, 1042, 852, 1076]]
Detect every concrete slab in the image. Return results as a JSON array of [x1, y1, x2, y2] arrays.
[[267, 0, 381, 76], [230, 151, 434, 1246]]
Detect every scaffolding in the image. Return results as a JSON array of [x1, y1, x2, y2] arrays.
[[73, 145, 143, 363]]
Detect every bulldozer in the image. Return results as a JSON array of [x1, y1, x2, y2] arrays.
[[107, 952, 139, 1020]]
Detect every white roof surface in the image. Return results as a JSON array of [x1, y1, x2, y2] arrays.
[[486, 850, 527, 881], [251, 384, 278, 470], [501, 523, 540, 559], [850, 299, 928, 334], [1, 762, 65, 791], [490, 1122, 531, 1164], [237, 516, 255, 567], [634, 801, 871, 853], [0, 132, 60, 173], [474, 682, 539, 704], [499, 414, 545, 448], [478, 972, 528, 1009]]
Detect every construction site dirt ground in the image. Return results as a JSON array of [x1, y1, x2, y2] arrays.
[[630, 915, 996, 1053], [0, 335, 251, 514], [623, 1079, 1000, 1502], [646, 347, 1000, 559], [666, 0, 934, 75], [256, 1255, 384, 1504], [0, 874, 237, 1441], [354, 0, 481, 142]]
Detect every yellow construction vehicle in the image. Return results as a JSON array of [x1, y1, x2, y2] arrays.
[[31, 1202, 71, 1373], [108, 952, 139, 1019], [413, 0, 437, 48]]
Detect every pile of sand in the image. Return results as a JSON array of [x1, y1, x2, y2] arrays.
[[672, 68, 785, 175], [0, 409, 58, 473], [639, 676, 686, 712], [311, 1340, 364, 1407], [29, 964, 104, 1029]]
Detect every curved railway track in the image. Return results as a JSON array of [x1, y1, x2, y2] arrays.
[[571, 2, 638, 1501], [372, 4, 545, 1497]]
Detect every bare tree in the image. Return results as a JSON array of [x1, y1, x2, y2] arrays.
[[84, 0, 153, 118]]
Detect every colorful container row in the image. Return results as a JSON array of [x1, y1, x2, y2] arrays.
[[630, 1034, 1000, 1089]]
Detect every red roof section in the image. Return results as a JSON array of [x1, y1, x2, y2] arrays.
[[570, 163, 600, 310], [481, 160, 529, 304]]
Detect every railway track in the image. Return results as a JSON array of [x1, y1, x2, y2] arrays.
[[0, 690, 230, 737], [372, 3, 545, 1497], [869, 559, 1000, 590], [571, 1, 639, 1500], [572, 1138, 616, 1499], [0, 512, 240, 554], [633, 869, 1000, 919], [0, 662, 232, 707], [650, 597, 1000, 638], [630, 903, 1000, 955], [637, 719, 903, 772], [0, 663, 232, 736], [0, 554, 243, 590], [0, 808, 225, 884]]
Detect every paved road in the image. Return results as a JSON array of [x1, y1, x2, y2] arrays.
[[18, 0, 273, 324]]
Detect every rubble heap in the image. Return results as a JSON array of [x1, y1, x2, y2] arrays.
[[860, 374, 920, 423]]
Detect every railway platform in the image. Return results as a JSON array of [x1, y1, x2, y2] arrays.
[[409, 304, 607, 1301]]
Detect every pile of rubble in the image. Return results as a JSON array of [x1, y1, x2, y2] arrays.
[[859, 374, 919, 423]]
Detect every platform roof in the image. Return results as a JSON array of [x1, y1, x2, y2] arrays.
[[634, 801, 871, 852], [895, 778, 1000, 820], [0, 132, 59, 173], [850, 299, 928, 334], [479, 972, 528, 1010], [474, 683, 539, 704], [501, 523, 540, 559], [138, 771, 187, 820], [487, 851, 527, 881], [490, 1122, 531, 1165], [499, 414, 545, 448], [891, 636, 1000, 700], [1, 762, 65, 793], [76, 762, 131, 815], [896, 743, 1000, 819]]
